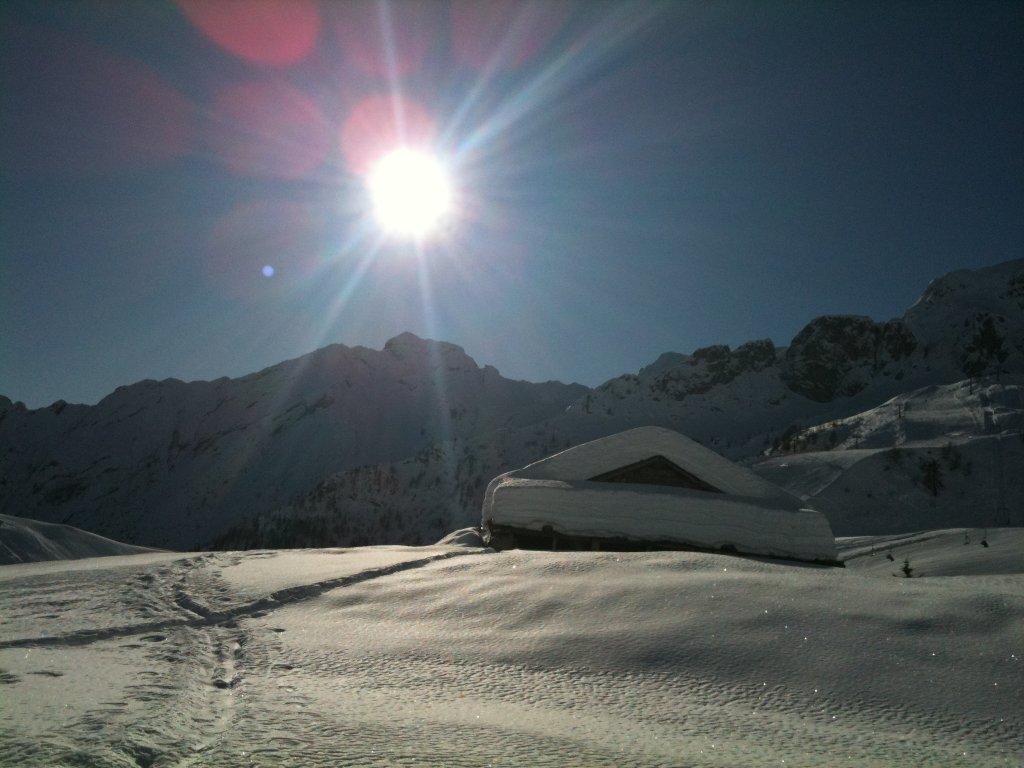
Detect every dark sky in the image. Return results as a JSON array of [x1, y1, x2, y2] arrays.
[[2, 0, 1022, 408]]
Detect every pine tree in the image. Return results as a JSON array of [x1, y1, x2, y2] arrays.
[[920, 458, 944, 496], [960, 315, 1008, 388]]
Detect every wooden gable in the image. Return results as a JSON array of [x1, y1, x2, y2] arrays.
[[588, 455, 722, 493]]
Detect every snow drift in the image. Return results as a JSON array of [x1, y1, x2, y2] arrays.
[[0, 513, 159, 565]]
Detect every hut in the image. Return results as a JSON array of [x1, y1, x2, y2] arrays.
[[482, 426, 839, 564]]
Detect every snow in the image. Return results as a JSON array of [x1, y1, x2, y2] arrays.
[[435, 527, 488, 547], [1, 261, 1022, 765], [2, 539, 1021, 766], [0, 513, 161, 565], [840, 528, 1024, 577], [484, 427, 838, 562], [754, 381, 1024, 534], [487, 478, 838, 563], [503, 426, 796, 501]]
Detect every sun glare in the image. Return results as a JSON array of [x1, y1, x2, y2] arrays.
[[367, 148, 453, 239]]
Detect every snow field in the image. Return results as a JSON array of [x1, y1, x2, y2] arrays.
[[1, 541, 1022, 767]]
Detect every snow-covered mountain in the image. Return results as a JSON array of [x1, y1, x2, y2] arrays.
[[3, 259, 1022, 549], [224, 259, 1023, 549], [0, 334, 586, 548], [565, 258, 1023, 455]]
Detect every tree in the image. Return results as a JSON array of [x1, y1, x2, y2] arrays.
[[960, 315, 1009, 389], [919, 458, 944, 497]]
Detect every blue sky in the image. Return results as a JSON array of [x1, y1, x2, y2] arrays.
[[2, 1, 1022, 408]]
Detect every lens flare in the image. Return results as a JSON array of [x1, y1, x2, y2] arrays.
[[451, 0, 570, 72], [334, 1, 435, 77], [2, 19, 192, 175], [177, 0, 320, 66], [340, 94, 437, 175], [208, 80, 330, 180]]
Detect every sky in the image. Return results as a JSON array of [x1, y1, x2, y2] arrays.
[[2, 0, 1022, 409]]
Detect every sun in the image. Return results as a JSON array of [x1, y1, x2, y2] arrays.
[[367, 148, 453, 239]]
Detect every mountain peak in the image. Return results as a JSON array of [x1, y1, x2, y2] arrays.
[[383, 332, 472, 365]]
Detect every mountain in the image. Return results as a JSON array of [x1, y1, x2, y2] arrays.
[[3, 259, 1022, 549], [217, 260, 1024, 548], [0, 334, 586, 548]]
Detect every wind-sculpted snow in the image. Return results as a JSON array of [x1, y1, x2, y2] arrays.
[[1, 541, 1021, 767]]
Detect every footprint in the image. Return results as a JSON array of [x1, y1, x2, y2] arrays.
[[29, 670, 64, 678], [140, 634, 166, 643], [212, 675, 240, 689], [269, 627, 286, 633], [271, 663, 295, 671], [0, 670, 20, 685]]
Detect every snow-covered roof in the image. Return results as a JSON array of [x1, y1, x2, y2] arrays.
[[498, 426, 796, 501], [483, 426, 838, 563]]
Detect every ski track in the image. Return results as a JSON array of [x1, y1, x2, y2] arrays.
[[0, 549, 482, 767], [0, 550, 476, 650], [838, 530, 958, 562]]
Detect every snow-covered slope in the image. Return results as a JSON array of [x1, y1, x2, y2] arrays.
[[1, 539, 1021, 766], [755, 381, 1024, 534], [840, 527, 1024, 576], [0, 513, 159, 565]]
